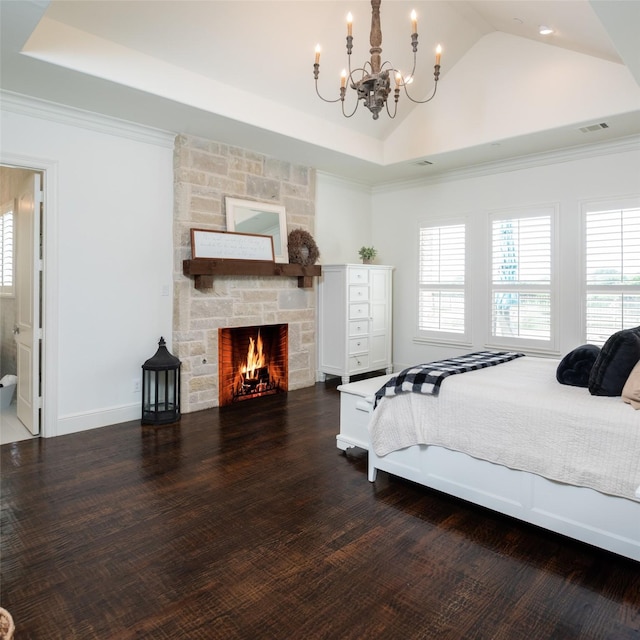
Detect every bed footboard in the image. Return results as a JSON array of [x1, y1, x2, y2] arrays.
[[368, 445, 640, 562]]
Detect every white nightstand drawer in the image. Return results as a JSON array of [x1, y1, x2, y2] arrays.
[[337, 374, 394, 451], [349, 337, 369, 354], [348, 354, 369, 372], [349, 285, 369, 302], [349, 319, 369, 336], [349, 303, 369, 320], [349, 268, 369, 285]]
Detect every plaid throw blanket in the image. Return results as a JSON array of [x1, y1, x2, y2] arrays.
[[374, 350, 525, 406]]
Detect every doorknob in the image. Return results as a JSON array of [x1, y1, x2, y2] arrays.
[[13, 326, 19, 335]]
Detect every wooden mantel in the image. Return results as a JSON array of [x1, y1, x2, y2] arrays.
[[183, 258, 322, 290]]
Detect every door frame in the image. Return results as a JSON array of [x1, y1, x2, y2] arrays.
[[1, 153, 58, 438]]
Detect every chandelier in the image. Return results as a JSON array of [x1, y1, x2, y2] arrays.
[[313, 0, 442, 120]]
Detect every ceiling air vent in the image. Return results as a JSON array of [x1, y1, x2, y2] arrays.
[[579, 122, 609, 133], [414, 160, 433, 166]]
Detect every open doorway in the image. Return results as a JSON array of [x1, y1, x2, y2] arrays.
[[0, 165, 43, 444]]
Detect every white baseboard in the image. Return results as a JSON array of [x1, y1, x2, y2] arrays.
[[55, 403, 140, 437]]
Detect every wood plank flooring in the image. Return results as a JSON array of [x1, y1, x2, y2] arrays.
[[1, 380, 639, 639]]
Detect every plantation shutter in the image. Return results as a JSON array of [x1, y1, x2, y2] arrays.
[[0, 206, 14, 295], [490, 212, 552, 346], [418, 222, 466, 339], [585, 205, 640, 344]]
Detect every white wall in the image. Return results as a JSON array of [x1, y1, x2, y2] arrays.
[[386, 32, 640, 164], [1, 102, 174, 436], [315, 172, 373, 265], [371, 141, 640, 371]]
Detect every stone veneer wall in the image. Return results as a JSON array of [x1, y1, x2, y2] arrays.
[[173, 134, 317, 413]]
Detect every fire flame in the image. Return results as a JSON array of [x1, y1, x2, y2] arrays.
[[241, 330, 265, 379]]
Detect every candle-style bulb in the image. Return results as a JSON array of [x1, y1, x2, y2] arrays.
[[411, 10, 417, 34], [315, 44, 321, 64], [347, 12, 353, 37], [435, 44, 442, 65], [340, 69, 347, 88]]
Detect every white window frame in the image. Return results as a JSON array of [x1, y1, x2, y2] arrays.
[[582, 196, 640, 345], [487, 205, 558, 353], [416, 217, 470, 346], [0, 200, 14, 297]]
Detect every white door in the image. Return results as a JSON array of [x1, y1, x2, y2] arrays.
[[369, 268, 391, 370], [15, 173, 41, 435]]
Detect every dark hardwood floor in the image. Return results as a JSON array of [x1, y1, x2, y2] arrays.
[[1, 380, 639, 639]]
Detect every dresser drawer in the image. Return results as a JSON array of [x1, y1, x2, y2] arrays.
[[349, 303, 369, 320], [348, 337, 369, 354], [349, 319, 369, 336], [348, 354, 369, 372], [349, 285, 369, 302], [349, 268, 369, 285]]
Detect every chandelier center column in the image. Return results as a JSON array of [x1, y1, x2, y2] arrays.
[[369, 0, 382, 74]]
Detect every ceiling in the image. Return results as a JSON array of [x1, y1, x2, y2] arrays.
[[1, 0, 639, 185]]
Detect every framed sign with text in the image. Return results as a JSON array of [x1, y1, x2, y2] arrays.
[[190, 229, 275, 262]]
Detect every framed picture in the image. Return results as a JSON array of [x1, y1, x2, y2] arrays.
[[225, 197, 288, 263], [190, 228, 275, 262]]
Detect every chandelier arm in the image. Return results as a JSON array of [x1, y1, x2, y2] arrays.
[[403, 78, 439, 105], [341, 98, 360, 118], [314, 79, 344, 104], [385, 92, 398, 118], [349, 66, 371, 77], [361, 61, 373, 76], [408, 52, 418, 80], [339, 72, 360, 117]]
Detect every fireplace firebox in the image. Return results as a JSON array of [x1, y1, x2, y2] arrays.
[[218, 324, 288, 406]]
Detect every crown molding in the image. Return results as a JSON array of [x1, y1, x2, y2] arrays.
[[373, 135, 640, 193], [0, 91, 176, 148], [317, 171, 373, 193]]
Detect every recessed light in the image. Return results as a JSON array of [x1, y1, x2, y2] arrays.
[[539, 25, 554, 36]]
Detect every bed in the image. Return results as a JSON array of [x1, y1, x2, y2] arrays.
[[337, 355, 640, 562]]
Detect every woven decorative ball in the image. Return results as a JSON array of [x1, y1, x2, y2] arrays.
[[0, 608, 15, 640], [287, 229, 320, 266]]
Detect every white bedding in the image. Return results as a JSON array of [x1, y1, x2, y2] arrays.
[[369, 356, 640, 501]]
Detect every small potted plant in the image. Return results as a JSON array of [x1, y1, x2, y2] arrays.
[[358, 246, 377, 264]]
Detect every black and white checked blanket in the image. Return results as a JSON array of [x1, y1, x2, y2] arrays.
[[374, 350, 525, 406]]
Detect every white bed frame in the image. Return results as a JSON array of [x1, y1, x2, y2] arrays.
[[338, 375, 640, 562]]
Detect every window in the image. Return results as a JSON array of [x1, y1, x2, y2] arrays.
[[584, 202, 640, 344], [490, 209, 554, 348], [0, 203, 14, 296], [418, 221, 467, 342]]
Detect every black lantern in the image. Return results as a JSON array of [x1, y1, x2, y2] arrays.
[[141, 337, 181, 425]]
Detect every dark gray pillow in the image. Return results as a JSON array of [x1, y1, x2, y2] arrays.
[[588, 327, 640, 396], [556, 344, 600, 387]]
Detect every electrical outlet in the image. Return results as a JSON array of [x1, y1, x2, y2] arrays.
[[133, 379, 141, 393]]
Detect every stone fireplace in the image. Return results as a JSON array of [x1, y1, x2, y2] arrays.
[[218, 324, 288, 406], [172, 134, 317, 414]]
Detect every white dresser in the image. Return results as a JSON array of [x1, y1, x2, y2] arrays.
[[317, 264, 393, 384]]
